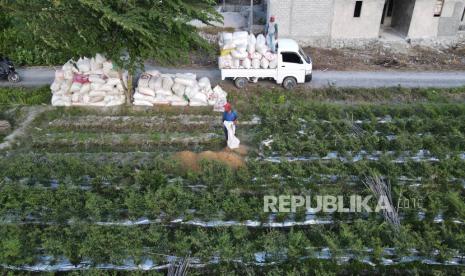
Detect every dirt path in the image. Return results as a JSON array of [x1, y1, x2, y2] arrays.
[[307, 44, 465, 71], [0, 106, 51, 151]]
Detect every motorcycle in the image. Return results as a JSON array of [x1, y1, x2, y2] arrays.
[[0, 57, 20, 83]]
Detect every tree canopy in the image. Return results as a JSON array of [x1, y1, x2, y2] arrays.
[[0, 0, 221, 72]]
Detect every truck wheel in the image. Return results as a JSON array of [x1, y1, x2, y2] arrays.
[[283, 77, 297, 90], [234, 77, 248, 89], [7, 72, 20, 83]]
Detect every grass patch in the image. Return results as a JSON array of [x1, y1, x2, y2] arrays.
[[0, 86, 51, 105], [199, 26, 235, 35]]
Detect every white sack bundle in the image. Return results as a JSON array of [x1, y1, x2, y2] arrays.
[[134, 92, 155, 103], [89, 75, 106, 84], [260, 57, 270, 69], [138, 73, 151, 88], [155, 89, 173, 97], [232, 31, 248, 46], [198, 77, 211, 89], [172, 83, 186, 97], [80, 83, 91, 94], [162, 76, 174, 90], [219, 55, 233, 69], [252, 58, 261, 69], [167, 95, 189, 106], [138, 87, 156, 97], [242, 58, 251, 69], [256, 44, 268, 55], [149, 77, 163, 91], [70, 82, 82, 93], [269, 59, 278, 69], [264, 52, 277, 61], [232, 59, 240, 69], [231, 49, 248, 60], [76, 58, 91, 73], [152, 95, 171, 105], [174, 75, 197, 87], [219, 32, 233, 48], [133, 100, 154, 107]]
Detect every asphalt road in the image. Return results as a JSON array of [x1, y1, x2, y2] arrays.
[[1, 66, 465, 88]]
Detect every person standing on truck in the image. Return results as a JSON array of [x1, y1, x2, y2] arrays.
[[265, 15, 278, 53], [223, 102, 238, 142]]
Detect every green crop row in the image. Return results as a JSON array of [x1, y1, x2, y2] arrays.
[[0, 221, 463, 269], [1, 153, 464, 224]]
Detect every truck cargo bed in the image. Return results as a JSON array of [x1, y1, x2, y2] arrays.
[[221, 68, 277, 81]]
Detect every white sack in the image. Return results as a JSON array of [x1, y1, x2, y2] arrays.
[[76, 58, 91, 72], [256, 44, 268, 55], [138, 74, 151, 88], [256, 34, 266, 46], [149, 77, 163, 91], [174, 76, 197, 87], [162, 76, 174, 90], [138, 87, 156, 97], [106, 78, 121, 86], [89, 91, 107, 98], [80, 83, 91, 94], [89, 75, 106, 84], [70, 82, 82, 93], [260, 58, 270, 69], [224, 121, 240, 149], [50, 81, 61, 92], [252, 58, 261, 69], [242, 58, 251, 69], [231, 49, 248, 60], [95, 53, 106, 64], [55, 70, 65, 81], [133, 100, 153, 107], [219, 55, 233, 69], [152, 95, 171, 105], [134, 92, 155, 103], [198, 77, 211, 89], [155, 89, 173, 97], [269, 59, 278, 69], [264, 52, 277, 61], [172, 83, 186, 97]]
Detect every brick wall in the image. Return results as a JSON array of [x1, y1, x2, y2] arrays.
[[291, 0, 333, 37], [267, 0, 333, 46]]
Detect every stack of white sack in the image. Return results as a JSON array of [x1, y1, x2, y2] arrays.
[[218, 32, 278, 70], [50, 54, 127, 107], [133, 71, 227, 109]]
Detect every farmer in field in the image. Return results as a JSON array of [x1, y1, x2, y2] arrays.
[[223, 102, 238, 143], [266, 15, 278, 53]]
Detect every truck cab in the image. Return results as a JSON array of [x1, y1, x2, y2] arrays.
[[220, 38, 312, 90], [277, 39, 313, 86]]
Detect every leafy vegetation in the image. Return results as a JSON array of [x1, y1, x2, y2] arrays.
[[0, 86, 51, 106], [1, 87, 465, 273]]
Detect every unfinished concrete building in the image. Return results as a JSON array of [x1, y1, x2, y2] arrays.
[[266, 0, 465, 47]]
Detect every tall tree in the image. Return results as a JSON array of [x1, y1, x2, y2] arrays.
[[0, 0, 221, 103]]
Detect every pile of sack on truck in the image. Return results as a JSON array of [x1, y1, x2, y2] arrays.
[[133, 70, 228, 111], [50, 54, 127, 107], [218, 31, 278, 70]]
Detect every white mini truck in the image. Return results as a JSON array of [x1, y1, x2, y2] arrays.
[[220, 38, 312, 90]]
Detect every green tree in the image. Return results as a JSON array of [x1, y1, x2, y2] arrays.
[[0, 0, 221, 103]]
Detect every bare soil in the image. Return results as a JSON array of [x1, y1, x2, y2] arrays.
[[175, 145, 248, 171], [306, 44, 465, 71], [152, 40, 465, 71]]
